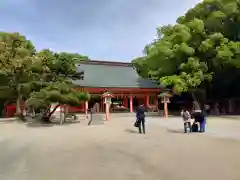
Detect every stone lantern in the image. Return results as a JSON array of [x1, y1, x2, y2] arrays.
[[159, 92, 172, 118], [101, 91, 114, 121]]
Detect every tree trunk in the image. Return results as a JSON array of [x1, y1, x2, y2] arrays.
[[48, 104, 60, 118], [42, 106, 51, 117], [191, 89, 207, 112], [62, 105, 68, 124], [60, 106, 64, 124], [191, 92, 201, 111], [42, 104, 60, 123], [16, 84, 22, 115], [59, 105, 68, 124]]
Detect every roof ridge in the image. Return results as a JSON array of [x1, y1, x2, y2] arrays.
[[79, 60, 132, 67]]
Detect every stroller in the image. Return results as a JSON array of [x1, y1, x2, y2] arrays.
[[191, 122, 199, 132], [191, 111, 203, 132]]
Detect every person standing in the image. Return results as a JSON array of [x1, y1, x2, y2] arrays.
[[181, 109, 191, 133], [199, 110, 206, 133], [136, 103, 146, 134], [192, 109, 206, 133]]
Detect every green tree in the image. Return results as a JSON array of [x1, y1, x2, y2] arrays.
[[132, 0, 240, 109], [25, 49, 90, 122], [0, 32, 36, 115], [0, 32, 90, 120]]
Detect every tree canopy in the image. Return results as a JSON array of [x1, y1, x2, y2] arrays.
[[132, 0, 240, 108], [0, 32, 90, 120], [0, 32, 36, 114], [26, 49, 90, 111]]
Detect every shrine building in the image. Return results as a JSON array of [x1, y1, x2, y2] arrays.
[[4, 60, 164, 117], [71, 60, 163, 113]]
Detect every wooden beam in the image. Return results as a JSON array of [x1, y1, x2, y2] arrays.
[[76, 87, 162, 93]]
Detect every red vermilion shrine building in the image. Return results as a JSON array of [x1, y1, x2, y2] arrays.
[[5, 60, 164, 117], [71, 60, 163, 113]]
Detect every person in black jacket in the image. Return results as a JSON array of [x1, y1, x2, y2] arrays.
[[199, 110, 207, 133], [192, 109, 206, 133], [136, 103, 146, 134]]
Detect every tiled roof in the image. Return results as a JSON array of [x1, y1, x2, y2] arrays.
[[74, 60, 160, 88]]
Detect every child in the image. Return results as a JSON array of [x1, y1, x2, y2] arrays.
[[181, 109, 191, 133]]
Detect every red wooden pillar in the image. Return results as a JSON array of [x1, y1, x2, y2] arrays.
[[85, 101, 88, 114], [100, 98, 104, 112], [123, 96, 128, 107], [105, 102, 110, 121], [164, 102, 168, 118], [130, 94, 133, 113], [145, 94, 150, 107], [155, 94, 159, 112]]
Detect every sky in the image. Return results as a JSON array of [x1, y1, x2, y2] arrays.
[[0, 0, 201, 62]]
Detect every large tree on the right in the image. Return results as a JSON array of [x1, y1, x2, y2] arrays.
[[132, 0, 240, 109]]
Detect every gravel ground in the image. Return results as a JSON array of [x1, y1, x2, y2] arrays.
[[0, 116, 240, 180]]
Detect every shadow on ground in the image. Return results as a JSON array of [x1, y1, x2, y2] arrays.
[[166, 128, 185, 134], [26, 120, 80, 128], [125, 129, 139, 134], [166, 128, 201, 134]]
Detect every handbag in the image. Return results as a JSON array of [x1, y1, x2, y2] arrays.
[[134, 120, 140, 127]]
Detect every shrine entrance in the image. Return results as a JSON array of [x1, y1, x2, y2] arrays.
[[67, 87, 162, 115], [132, 96, 144, 112]]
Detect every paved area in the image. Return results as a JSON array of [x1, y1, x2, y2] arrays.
[[148, 116, 240, 140], [0, 116, 240, 180]]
